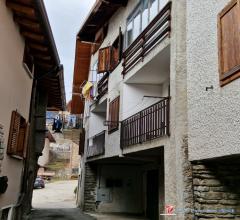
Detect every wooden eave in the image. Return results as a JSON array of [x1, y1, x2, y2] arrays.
[[78, 0, 128, 42], [71, 39, 92, 114], [6, 0, 66, 110]]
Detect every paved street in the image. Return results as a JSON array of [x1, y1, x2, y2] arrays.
[[30, 180, 94, 219], [30, 209, 94, 220], [32, 180, 78, 209]]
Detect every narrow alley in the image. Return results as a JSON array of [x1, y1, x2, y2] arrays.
[[30, 209, 94, 220], [1, 0, 240, 220]]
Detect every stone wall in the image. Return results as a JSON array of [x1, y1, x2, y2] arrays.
[[192, 159, 240, 219], [83, 163, 97, 212]]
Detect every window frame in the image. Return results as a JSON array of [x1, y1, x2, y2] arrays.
[[125, 0, 163, 49], [218, 0, 240, 86]]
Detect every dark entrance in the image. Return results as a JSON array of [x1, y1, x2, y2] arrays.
[[146, 169, 159, 220]]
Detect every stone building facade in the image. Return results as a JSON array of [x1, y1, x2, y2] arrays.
[[72, 0, 240, 219]]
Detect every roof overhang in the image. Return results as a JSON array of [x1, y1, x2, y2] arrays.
[[6, 0, 66, 110], [71, 40, 92, 114], [78, 0, 128, 42]]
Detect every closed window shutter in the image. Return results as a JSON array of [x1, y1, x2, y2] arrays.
[[7, 111, 21, 155], [7, 111, 28, 159], [218, 0, 240, 85], [108, 96, 120, 132], [98, 47, 111, 73], [16, 122, 29, 158]]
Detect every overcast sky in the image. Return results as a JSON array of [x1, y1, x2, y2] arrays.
[[44, 0, 95, 102]]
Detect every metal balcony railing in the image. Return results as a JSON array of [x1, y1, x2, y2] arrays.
[[122, 2, 172, 75], [121, 98, 170, 149], [87, 131, 105, 158]]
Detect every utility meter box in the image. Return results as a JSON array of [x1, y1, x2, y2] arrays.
[[96, 188, 111, 202]]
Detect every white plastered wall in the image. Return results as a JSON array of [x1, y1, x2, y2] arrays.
[[187, 0, 240, 161], [0, 2, 33, 208]]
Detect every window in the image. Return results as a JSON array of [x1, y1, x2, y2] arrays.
[[91, 24, 108, 55], [97, 29, 123, 73], [108, 96, 120, 133], [110, 29, 123, 71], [92, 61, 104, 83], [7, 111, 29, 159], [218, 0, 240, 86], [23, 45, 34, 77], [125, 0, 168, 48]]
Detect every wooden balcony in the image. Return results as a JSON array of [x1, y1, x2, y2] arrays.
[[121, 98, 170, 149], [122, 2, 172, 75], [87, 131, 105, 158], [97, 73, 109, 99]]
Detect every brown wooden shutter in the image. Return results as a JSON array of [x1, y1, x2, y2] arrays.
[[110, 28, 123, 71], [7, 111, 21, 155], [7, 111, 28, 159], [108, 96, 120, 133], [98, 46, 112, 73], [218, 0, 240, 86]]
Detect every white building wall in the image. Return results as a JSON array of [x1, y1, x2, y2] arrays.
[[82, 1, 189, 218], [187, 0, 240, 161], [0, 2, 33, 208]]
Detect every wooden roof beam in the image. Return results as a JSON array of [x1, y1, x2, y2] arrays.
[[14, 0, 34, 6], [6, 1, 35, 17], [34, 54, 52, 61], [21, 31, 45, 42], [14, 16, 41, 32], [29, 43, 48, 52]]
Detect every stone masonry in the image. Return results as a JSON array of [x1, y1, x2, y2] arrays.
[[192, 159, 240, 219], [83, 163, 97, 212]]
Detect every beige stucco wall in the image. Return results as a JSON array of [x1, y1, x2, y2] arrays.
[[187, 0, 240, 161], [0, 1, 33, 208]]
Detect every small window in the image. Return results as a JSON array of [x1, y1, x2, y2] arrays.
[[108, 96, 120, 133], [92, 61, 104, 82], [98, 29, 123, 73], [125, 0, 168, 48], [7, 111, 29, 159], [92, 25, 108, 55], [218, 0, 240, 86], [23, 45, 34, 77], [110, 29, 123, 71]]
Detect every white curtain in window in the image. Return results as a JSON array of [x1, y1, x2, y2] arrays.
[[159, 0, 168, 10], [142, 0, 149, 30], [149, 0, 158, 21], [133, 12, 141, 40]]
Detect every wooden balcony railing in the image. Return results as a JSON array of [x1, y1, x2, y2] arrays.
[[122, 2, 172, 75], [121, 98, 170, 149], [97, 73, 109, 99], [87, 131, 105, 158]]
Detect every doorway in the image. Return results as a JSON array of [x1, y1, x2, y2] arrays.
[[146, 169, 159, 220]]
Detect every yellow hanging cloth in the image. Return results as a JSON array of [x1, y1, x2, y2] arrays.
[[82, 81, 93, 100]]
